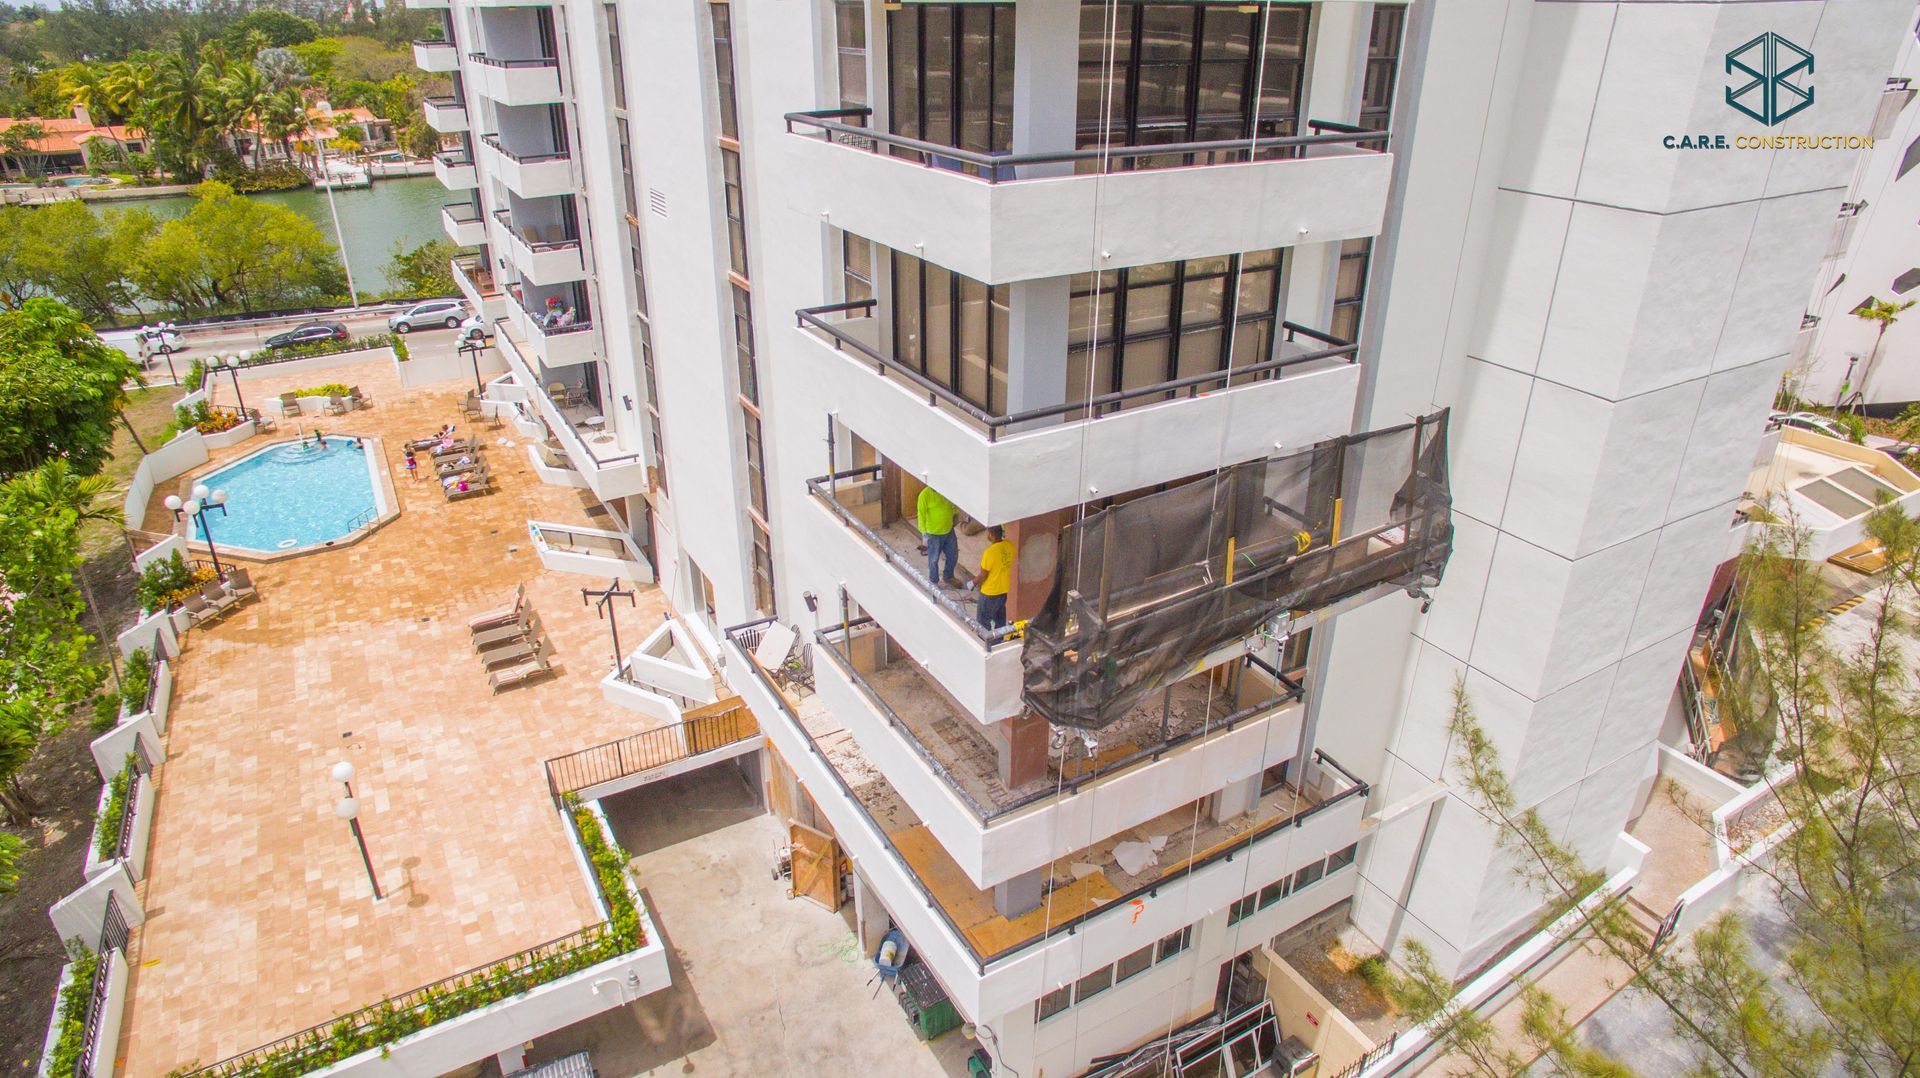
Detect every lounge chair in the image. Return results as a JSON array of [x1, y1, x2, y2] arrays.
[[199, 580, 238, 616], [429, 438, 481, 459], [480, 629, 548, 669], [463, 392, 484, 419], [346, 386, 369, 409], [435, 453, 485, 477], [323, 395, 349, 416], [444, 476, 493, 501], [222, 568, 258, 603], [488, 642, 554, 693], [468, 584, 527, 633], [247, 408, 276, 432], [472, 609, 538, 649], [181, 591, 223, 627], [278, 393, 301, 415]]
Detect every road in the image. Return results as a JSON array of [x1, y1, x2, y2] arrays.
[[129, 305, 473, 385]]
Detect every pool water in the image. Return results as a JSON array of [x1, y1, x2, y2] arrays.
[[194, 437, 379, 554]]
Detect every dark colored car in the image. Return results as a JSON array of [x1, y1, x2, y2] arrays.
[[264, 321, 350, 350]]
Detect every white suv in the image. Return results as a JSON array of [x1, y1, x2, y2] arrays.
[[387, 299, 469, 334]]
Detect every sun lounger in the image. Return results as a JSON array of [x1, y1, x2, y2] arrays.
[[181, 591, 224, 627], [468, 584, 527, 633], [429, 438, 481, 459], [279, 393, 301, 415], [347, 386, 369, 409], [435, 453, 485, 476], [480, 630, 548, 669], [444, 476, 493, 501], [488, 642, 554, 693], [199, 580, 238, 616], [247, 408, 276, 431], [472, 609, 538, 650], [222, 568, 257, 603]]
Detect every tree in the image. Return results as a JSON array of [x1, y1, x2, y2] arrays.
[[253, 46, 305, 92], [0, 119, 48, 178], [1847, 297, 1917, 411], [218, 60, 268, 169], [16, 201, 138, 322], [0, 299, 138, 476], [0, 460, 106, 827], [403, 106, 438, 158], [220, 9, 318, 51], [384, 238, 457, 299], [128, 181, 344, 313]]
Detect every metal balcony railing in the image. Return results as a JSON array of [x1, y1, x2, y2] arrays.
[[798, 299, 1357, 441], [478, 133, 570, 166], [492, 208, 582, 252], [77, 893, 131, 1076], [784, 108, 1387, 182], [465, 51, 559, 69], [543, 700, 758, 802]]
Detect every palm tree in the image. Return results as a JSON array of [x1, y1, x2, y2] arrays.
[[1848, 297, 1918, 411], [219, 62, 270, 168], [60, 62, 114, 122], [260, 85, 306, 167], [148, 52, 217, 177]]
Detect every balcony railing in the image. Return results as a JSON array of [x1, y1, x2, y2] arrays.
[[493, 208, 583, 252], [478, 133, 570, 167], [466, 51, 559, 70], [785, 109, 1386, 182], [816, 616, 1302, 822], [507, 287, 596, 338], [77, 893, 130, 1077], [808, 466, 1020, 648], [544, 700, 759, 802], [725, 617, 1367, 971], [799, 299, 1357, 441]]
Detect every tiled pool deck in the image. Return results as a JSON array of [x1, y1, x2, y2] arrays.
[[118, 359, 673, 1075]]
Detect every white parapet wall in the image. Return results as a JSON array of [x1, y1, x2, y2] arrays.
[[116, 609, 179, 661], [395, 343, 507, 389], [528, 520, 655, 583], [48, 865, 144, 950], [123, 429, 209, 530], [82, 768, 155, 882], [89, 715, 163, 782]]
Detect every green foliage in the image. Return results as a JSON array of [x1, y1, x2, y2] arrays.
[[0, 201, 142, 321], [0, 298, 138, 477], [183, 356, 206, 392], [127, 182, 347, 315], [221, 9, 319, 51], [172, 398, 241, 435], [391, 335, 410, 362], [93, 753, 135, 860], [1354, 953, 1391, 992], [292, 383, 352, 399], [381, 239, 458, 301], [136, 550, 212, 611], [566, 796, 644, 948], [119, 646, 153, 717], [209, 162, 308, 193], [1838, 411, 1867, 445], [266, 333, 389, 362], [45, 942, 99, 1078]]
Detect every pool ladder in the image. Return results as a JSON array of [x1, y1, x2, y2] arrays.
[[346, 507, 378, 534]]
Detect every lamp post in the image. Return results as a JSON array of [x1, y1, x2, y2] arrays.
[[219, 353, 250, 417], [332, 762, 383, 902], [165, 484, 229, 578], [313, 122, 360, 308]]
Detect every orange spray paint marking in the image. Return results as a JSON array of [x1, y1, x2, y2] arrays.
[[1130, 899, 1145, 924]]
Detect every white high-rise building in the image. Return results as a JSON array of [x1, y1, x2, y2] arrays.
[[417, 1, 1910, 1074]]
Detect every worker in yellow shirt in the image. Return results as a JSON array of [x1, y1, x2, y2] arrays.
[[969, 525, 1015, 630]]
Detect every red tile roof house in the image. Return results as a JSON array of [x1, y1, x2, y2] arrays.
[[0, 111, 146, 177]]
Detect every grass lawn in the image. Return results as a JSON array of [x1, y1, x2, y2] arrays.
[[87, 385, 183, 559]]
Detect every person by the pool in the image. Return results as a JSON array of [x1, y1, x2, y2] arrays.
[[405, 449, 419, 480]]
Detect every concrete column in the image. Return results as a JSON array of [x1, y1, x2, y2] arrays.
[[1210, 774, 1260, 824], [993, 866, 1045, 919], [1011, 0, 1079, 158], [997, 714, 1050, 788], [1281, 241, 1339, 340], [1006, 510, 1065, 621], [496, 1046, 528, 1074], [1303, 2, 1369, 127], [1004, 277, 1071, 422]]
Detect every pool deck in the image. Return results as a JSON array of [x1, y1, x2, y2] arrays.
[[118, 357, 675, 1075]]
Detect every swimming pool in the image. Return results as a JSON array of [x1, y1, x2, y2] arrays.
[[192, 437, 384, 555]]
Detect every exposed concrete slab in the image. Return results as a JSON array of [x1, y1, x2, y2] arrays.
[[513, 763, 977, 1076]]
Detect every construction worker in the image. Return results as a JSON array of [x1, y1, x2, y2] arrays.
[[969, 525, 1014, 630], [918, 484, 960, 586]]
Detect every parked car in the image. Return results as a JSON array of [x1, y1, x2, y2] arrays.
[[264, 321, 350, 350], [458, 314, 493, 345], [1769, 410, 1854, 442], [136, 326, 186, 357], [387, 299, 470, 334]]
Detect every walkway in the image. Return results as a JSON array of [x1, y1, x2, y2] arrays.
[[520, 764, 975, 1077], [118, 357, 672, 1075]]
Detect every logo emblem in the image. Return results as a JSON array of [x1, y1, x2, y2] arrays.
[[1726, 32, 1814, 126]]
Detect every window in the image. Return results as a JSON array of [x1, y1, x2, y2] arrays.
[[750, 517, 777, 615], [694, 562, 718, 623], [1327, 844, 1357, 873], [1075, 964, 1114, 1004], [710, 2, 740, 140], [1359, 5, 1405, 133], [1067, 250, 1285, 408], [1228, 894, 1257, 925], [1292, 858, 1325, 892], [1258, 878, 1289, 909], [1893, 268, 1920, 295], [1077, 3, 1310, 167], [1156, 926, 1192, 962], [1116, 944, 1154, 983], [844, 233, 874, 304], [606, 3, 628, 111], [1331, 239, 1372, 345], [1036, 984, 1072, 1022], [891, 250, 1010, 413], [1280, 625, 1312, 681], [888, 3, 1015, 155], [722, 148, 750, 278], [732, 284, 759, 404], [835, 0, 868, 109]]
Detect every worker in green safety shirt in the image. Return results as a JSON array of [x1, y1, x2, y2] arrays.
[[917, 485, 959, 586]]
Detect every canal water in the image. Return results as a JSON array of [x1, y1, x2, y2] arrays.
[[113, 175, 449, 295]]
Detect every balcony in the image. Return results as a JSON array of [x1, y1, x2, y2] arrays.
[[495, 321, 651, 503], [726, 618, 1367, 1021], [477, 134, 572, 198], [795, 303, 1362, 522], [441, 202, 485, 246], [467, 53, 563, 106], [422, 94, 468, 133], [405, 0, 449, 8], [411, 39, 459, 73], [452, 255, 508, 321], [497, 209, 587, 285], [432, 150, 476, 189], [814, 617, 1308, 888], [529, 520, 653, 583], [782, 111, 1391, 284]]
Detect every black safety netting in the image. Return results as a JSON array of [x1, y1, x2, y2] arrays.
[[1022, 411, 1454, 731]]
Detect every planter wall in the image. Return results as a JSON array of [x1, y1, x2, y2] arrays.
[[199, 419, 257, 450], [122, 430, 208, 530], [395, 344, 506, 389]]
